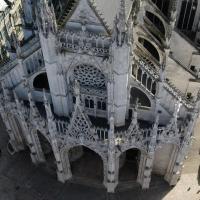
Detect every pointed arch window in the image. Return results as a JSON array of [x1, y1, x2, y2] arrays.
[[151, 0, 170, 17], [138, 38, 160, 62], [130, 87, 151, 108], [145, 11, 165, 36], [178, 0, 198, 31]]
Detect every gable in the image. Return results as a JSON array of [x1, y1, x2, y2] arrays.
[[65, 0, 109, 34], [91, 0, 133, 30]]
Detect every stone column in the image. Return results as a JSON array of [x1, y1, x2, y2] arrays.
[[164, 145, 181, 185], [107, 117, 119, 193], [165, 94, 200, 185], [103, 157, 108, 187], [3, 113, 23, 152], [39, 30, 69, 117], [43, 91, 72, 182], [13, 91, 45, 163], [112, 43, 130, 127], [8, 116, 25, 151], [0, 87, 25, 153], [137, 151, 155, 189], [29, 128, 46, 164], [54, 145, 72, 183], [137, 112, 159, 189]]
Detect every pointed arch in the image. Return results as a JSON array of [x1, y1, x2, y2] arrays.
[[145, 11, 166, 36], [138, 37, 160, 62], [151, 0, 170, 17], [119, 148, 141, 182], [33, 72, 50, 90], [130, 87, 151, 108]]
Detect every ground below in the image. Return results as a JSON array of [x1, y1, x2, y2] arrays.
[[0, 117, 199, 200]]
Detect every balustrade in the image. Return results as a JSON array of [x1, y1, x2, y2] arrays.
[[57, 31, 111, 56], [24, 49, 45, 76], [132, 59, 158, 96]]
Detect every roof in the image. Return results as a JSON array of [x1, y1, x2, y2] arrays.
[[58, 0, 134, 31], [91, 0, 133, 30]]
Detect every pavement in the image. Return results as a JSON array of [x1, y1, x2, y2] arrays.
[[0, 117, 199, 200]]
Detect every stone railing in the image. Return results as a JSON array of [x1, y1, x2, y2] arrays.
[[135, 47, 195, 109], [56, 119, 69, 135], [157, 126, 181, 146], [57, 30, 111, 57], [0, 58, 18, 76], [164, 80, 195, 109], [0, 36, 41, 77], [135, 43, 161, 71], [20, 37, 40, 58], [135, 57, 159, 80], [94, 126, 109, 142], [115, 127, 152, 152]]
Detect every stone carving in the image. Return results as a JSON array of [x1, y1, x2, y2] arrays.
[[0, 0, 199, 194], [73, 64, 106, 89]]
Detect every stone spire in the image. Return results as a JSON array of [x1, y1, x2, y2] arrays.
[[166, 99, 182, 135], [36, 0, 57, 37], [131, 0, 140, 25], [113, 0, 127, 46], [1, 81, 11, 104], [43, 89, 54, 121], [27, 88, 40, 119], [168, 0, 179, 23], [149, 112, 159, 153], [74, 80, 81, 106], [13, 90, 22, 112], [107, 113, 117, 192], [43, 89, 57, 137], [132, 98, 139, 126]]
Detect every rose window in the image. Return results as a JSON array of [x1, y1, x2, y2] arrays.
[[73, 64, 106, 89]]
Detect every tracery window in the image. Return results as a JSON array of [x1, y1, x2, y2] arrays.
[[151, 0, 170, 17], [145, 11, 165, 36], [130, 87, 151, 108], [85, 97, 94, 109], [178, 0, 198, 31], [138, 38, 160, 62], [73, 64, 106, 89], [97, 99, 106, 111]]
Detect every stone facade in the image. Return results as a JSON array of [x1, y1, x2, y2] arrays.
[[0, 0, 200, 193]]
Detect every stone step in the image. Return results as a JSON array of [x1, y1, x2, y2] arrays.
[[69, 176, 105, 189], [116, 181, 141, 192]]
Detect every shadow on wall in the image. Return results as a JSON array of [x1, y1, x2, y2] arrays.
[[198, 165, 200, 185]]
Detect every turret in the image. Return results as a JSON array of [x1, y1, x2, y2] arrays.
[[36, 0, 57, 38], [111, 0, 132, 126]]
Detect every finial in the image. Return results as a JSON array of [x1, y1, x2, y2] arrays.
[[173, 99, 182, 119], [113, 0, 127, 46], [154, 111, 160, 129], [119, 0, 126, 20], [43, 88, 54, 120], [43, 88, 48, 105], [74, 80, 81, 105]]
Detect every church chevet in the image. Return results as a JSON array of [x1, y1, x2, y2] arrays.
[[0, 0, 200, 193]]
